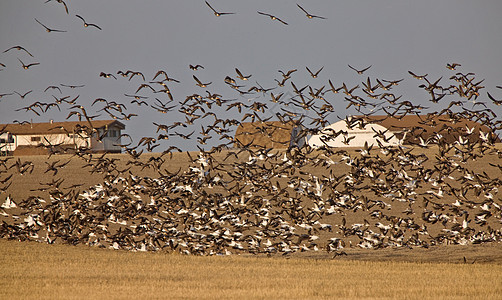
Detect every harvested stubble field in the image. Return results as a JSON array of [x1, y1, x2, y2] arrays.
[[1, 144, 502, 256], [1, 143, 502, 298], [1, 239, 502, 299]]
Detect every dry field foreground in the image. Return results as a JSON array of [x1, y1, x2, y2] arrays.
[[1, 239, 502, 300], [1, 145, 502, 261]]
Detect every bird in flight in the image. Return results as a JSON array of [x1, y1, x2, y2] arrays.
[[99, 72, 117, 79], [446, 63, 461, 70], [60, 83, 85, 89], [235, 68, 252, 80], [296, 4, 326, 19], [14, 90, 33, 99], [18, 58, 40, 70], [257, 11, 288, 25], [3, 46, 34, 57], [306, 66, 324, 78], [190, 64, 204, 70], [348, 64, 372, 74], [205, 1, 235, 17], [45, 0, 69, 14], [487, 92, 502, 106], [408, 70, 428, 80], [35, 18, 67, 33], [193, 75, 212, 87], [76, 15, 102, 30]]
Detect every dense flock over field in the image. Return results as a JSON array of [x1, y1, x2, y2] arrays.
[[1, 1, 502, 261], [1, 138, 502, 258]]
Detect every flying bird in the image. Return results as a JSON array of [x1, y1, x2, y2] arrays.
[[235, 68, 252, 80], [3, 46, 34, 57], [45, 0, 69, 14], [257, 11, 288, 25], [205, 1, 235, 16], [14, 90, 33, 99], [44, 85, 62, 93], [190, 64, 204, 70], [35, 18, 67, 33], [60, 83, 85, 89], [348, 64, 372, 74], [278, 69, 297, 79], [76, 15, 102, 30], [18, 58, 40, 70], [296, 4, 326, 19], [306, 66, 324, 78], [487, 92, 502, 106], [99, 72, 117, 79], [446, 63, 461, 70], [193, 75, 212, 87], [408, 70, 428, 80]]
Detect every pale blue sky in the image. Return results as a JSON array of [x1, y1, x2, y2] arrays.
[[1, 1, 501, 150]]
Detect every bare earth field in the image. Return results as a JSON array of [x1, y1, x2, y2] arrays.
[[2, 239, 502, 299]]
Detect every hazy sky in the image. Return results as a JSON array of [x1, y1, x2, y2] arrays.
[[1, 0, 501, 150]]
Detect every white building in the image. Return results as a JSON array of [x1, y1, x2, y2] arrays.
[[0, 120, 125, 155], [308, 117, 402, 148]]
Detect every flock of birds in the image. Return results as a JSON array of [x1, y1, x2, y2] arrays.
[[0, 2, 502, 257]]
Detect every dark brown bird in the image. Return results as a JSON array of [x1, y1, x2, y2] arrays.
[[408, 70, 428, 80], [235, 68, 251, 80], [190, 64, 204, 70], [44, 85, 62, 93], [76, 15, 102, 30], [3, 46, 34, 57], [60, 83, 85, 89], [14, 90, 33, 99], [257, 11, 288, 25], [306, 66, 324, 78], [348, 64, 372, 75], [193, 75, 212, 87], [100, 72, 117, 79], [205, 1, 235, 16], [487, 92, 502, 106], [296, 4, 326, 19], [446, 63, 461, 70], [18, 58, 39, 70], [45, 0, 69, 14], [35, 18, 67, 33]]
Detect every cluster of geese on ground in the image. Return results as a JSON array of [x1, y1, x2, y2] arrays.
[[1, 60, 502, 256]]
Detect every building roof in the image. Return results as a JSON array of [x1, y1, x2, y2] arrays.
[[357, 114, 498, 144], [0, 120, 125, 135]]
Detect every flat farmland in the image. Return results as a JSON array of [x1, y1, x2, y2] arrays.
[[1, 144, 501, 260], [1, 239, 501, 299]]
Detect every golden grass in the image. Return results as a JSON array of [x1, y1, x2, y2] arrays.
[[1, 239, 502, 299]]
